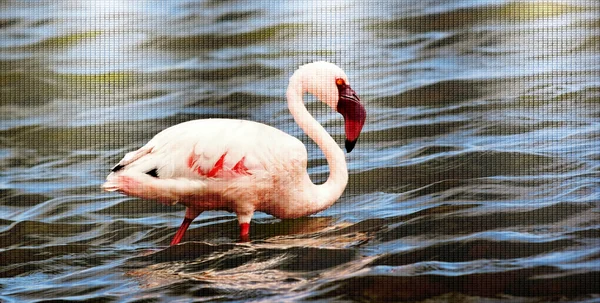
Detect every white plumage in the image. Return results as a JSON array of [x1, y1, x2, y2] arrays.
[[103, 62, 366, 245]]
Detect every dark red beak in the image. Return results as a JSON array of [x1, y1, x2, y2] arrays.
[[336, 83, 366, 152]]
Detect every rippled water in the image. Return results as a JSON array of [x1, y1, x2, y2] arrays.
[[1, 0, 599, 302]]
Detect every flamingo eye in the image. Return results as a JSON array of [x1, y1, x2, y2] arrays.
[[335, 78, 345, 86]]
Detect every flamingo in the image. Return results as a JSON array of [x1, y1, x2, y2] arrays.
[[102, 61, 366, 245]]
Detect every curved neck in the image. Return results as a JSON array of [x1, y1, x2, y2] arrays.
[[286, 75, 348, 213]]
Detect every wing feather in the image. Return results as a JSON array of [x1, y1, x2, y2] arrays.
[[112, 119, 307, 181]]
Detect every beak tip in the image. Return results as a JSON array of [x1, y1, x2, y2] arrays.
[[345, 139, 357, 153]]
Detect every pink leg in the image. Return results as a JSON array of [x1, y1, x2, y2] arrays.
[[239, 223, 250, 242], [170, 208, 201, 246], [237, 211, 253, 242], [170, 217, 193, 246]]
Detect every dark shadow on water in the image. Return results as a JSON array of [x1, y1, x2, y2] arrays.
[[372, 79, 502, 108], [347, 150, 580, 194], [371, 239, 581, 266], [368, 2, 586, 33], [144, 23, 306, 51], [377, 202, 597, 241], [0, 220, 99, 248], [309, 266, 600, 301]]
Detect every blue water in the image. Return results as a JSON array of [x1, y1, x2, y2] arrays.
[[1, 0, 599, 302]]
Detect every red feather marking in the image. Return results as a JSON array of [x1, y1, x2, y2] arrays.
[[232, 156, 251, 175], [207, 152, 227, 177], [187, 152, 195, 169]]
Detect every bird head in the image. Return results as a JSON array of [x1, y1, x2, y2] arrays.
[[293, 61, 367, 152]]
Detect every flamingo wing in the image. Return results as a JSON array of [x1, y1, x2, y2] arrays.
[[109, 118, 307, 182]]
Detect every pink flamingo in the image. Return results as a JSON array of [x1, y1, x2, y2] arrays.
[[102, 62, 366, 245]]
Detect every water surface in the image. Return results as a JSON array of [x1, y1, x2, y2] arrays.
[[1, 0, 599, 302]]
